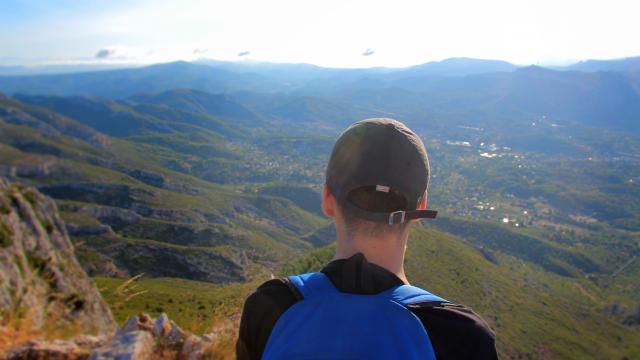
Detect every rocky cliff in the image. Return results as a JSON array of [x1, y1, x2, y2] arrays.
[[0, 179, 230, 359], [0, 178, 115, 336]]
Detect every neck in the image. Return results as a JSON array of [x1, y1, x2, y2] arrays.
[[334, 228, 409, 284]]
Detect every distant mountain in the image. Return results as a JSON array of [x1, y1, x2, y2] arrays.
[[561, 56, 640, 73], [0, 58, 519, 100], [195, 59, 365, 84], [15, 93, 244, 138], [0, 61, 283, 98], [2, 58, 640, 133], [397, 57, 518, 77], [0, 63, 136, 76], [269, 96, 387, 129], [311, 66, 640, 132], [424, 66, 640, 130], [128, 89, 263, 126]]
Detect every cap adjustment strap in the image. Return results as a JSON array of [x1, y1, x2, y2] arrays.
[[389, 210, 405, 225], [341, 200, 438, 225]]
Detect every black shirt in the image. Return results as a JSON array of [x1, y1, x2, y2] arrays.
[[237, 253, 498, 359]]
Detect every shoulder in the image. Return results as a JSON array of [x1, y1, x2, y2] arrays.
[[409, 302, 498, 360], [237, 278, 301, 360], [241, 277, 301, 322]]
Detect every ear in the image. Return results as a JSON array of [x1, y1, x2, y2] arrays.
[[321, 184, 336, 218]]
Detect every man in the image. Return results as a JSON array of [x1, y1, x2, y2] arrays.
[[237, 118, 497, 359]]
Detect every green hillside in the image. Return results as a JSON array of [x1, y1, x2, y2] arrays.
[[284, 227, 640, 359], [2, 70, 639, 359], [0, 93, 330, 282], [96, 226, 639, 358]]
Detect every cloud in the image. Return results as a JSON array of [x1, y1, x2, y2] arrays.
[[237, 51, 251, 57], [362, 48, 375, 56], [193, 48, 208, 55], [95, 48, 117, 59]]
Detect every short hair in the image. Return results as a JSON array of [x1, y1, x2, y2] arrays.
[[338, 186, 412, 238]]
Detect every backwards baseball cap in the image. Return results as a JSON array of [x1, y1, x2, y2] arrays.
[[326, 118, 437, 225]]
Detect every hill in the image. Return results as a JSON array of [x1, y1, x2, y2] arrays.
[[561, 56, 640, 73], [0, 94, 331, 283], [0, 62, 282, 99], [283, 227, 640, 359], [1, 58, 640, 358], [2, 59, 640, 133], [127, 89, 262, 126], [398, 57, 518, 77]]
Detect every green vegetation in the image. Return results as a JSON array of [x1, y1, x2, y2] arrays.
[[1, 73, 639, 359], [285, 227, 640, 359], [94, 276, 258, 334]]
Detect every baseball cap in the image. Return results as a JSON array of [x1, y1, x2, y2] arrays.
[[326, 118, 437, 225]]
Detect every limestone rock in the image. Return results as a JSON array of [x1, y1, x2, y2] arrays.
[[90, 331, 154, 360], [116, 315, 141, 336], [115, 313, 153, 337], [153, 313, 171, 337], [0, 178, 116, 335], [74, 335, 108, 349], [165, 320, 187, 344], [180, 335, 206, 360]]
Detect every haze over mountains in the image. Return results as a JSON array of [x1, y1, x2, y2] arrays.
[[1, 57, 639, 133], [1, 55, 639, 358]]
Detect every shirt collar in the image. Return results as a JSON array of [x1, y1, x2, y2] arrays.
[[321, 253, 404, 295]]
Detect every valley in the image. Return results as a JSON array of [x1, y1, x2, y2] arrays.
[[1, 57, 639, 359]]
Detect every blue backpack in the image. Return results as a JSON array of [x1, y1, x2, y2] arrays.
[[262, 272, 448, 360]]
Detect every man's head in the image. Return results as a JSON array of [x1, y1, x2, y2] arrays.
[[322, 118, 437, 239]]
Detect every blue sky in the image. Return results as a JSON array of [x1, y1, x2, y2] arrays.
[[2, 0, 640, 68]]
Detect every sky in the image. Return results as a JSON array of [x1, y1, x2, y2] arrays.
[[1, 0, 640, 68]]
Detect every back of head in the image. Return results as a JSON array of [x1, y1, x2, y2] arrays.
[[325, 118, 437, 238]]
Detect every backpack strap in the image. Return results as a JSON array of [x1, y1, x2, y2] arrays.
[[288, 272, 447, 305], [287, 272, 336, 299], [390, 284, 448, 306]]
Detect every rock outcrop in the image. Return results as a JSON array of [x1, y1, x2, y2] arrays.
[[0, 178, 116, 336], [0, 178, 231, 359], [4, 311, 221, 359]]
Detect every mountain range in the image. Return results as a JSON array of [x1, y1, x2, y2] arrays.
[[1, 57, 639, 133], [0, 56, 639, 358]]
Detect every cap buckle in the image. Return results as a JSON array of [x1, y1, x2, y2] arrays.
[[388, 210, 406, 225]]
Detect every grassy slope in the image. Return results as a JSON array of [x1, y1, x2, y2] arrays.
[[94, 226, 639, 359], [94, 276, 259, 335], [283, 227, 640, 360], [0, 101, 328, 281]]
